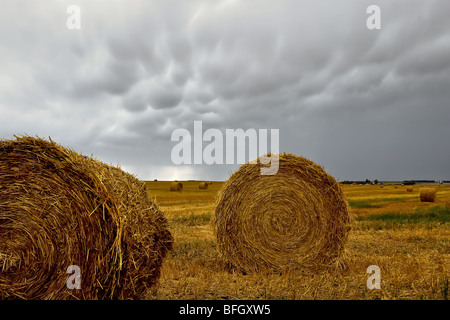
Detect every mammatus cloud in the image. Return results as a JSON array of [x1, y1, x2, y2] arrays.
[[0, 0, 449, 180]]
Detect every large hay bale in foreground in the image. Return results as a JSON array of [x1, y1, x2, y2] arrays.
[[169, 182, 183, 191], [0, 136, 172, 300], [419, 187, 436, 202], [199, 182, 208, 189], [214, 153, 351, 273]]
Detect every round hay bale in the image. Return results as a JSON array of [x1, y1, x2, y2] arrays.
[[199, 182, 208, 189], [419, 187, 436, 202], [213, 153, 351, 273], [169, 182, 183, 191], [406, 187, 413, 192], [0, 136, 173, 300]]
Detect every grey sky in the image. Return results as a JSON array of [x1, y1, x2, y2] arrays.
[[1, 0, 449, 181]]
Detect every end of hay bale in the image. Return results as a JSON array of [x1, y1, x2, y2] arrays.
[[419, 187, 436, 202], [169, 181, 183, 191], [213, 153, 351, 273]]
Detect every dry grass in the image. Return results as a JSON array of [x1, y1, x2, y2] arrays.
[[145, 181, 450, 300], [0, 136, 172, 300]]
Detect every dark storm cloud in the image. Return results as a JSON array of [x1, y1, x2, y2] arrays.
[[1, 0, 449, 180]]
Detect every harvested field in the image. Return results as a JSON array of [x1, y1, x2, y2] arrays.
[[144, 181, 450, 300]]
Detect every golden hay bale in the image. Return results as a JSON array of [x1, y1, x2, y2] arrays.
[[419, 187, 436, 202], [213, 153, 351, 273], [0, 136, 173, 300], [406, 187, 413, 192], [169, 182, 183, 191], [199, 182, 208, 189]]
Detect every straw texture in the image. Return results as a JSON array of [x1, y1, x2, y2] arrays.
[[419, 188, 436, 202], [213, 153, 351, 273], [169, 182, 183, 191], [0, 136, 172, 299]]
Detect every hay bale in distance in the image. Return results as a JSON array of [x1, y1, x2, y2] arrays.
[[406, 187, 413, 192], [213, 153, 351, 273], [0, 136, 173, 300], [419, 187, 436, 202], [199, 182, 208, 189], [169, 181, 183, 191]]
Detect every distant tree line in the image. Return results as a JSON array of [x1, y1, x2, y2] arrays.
[[340, 179, 378, 185], [340, 179, 447, 185]]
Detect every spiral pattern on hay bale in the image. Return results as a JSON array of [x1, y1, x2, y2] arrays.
[[213, 153, 351, 273], [0, 136, 172, 299]]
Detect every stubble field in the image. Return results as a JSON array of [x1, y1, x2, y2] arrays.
[[143, 181, 450, 300]]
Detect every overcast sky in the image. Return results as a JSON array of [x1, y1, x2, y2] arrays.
[[1, 0, 449, 181]]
